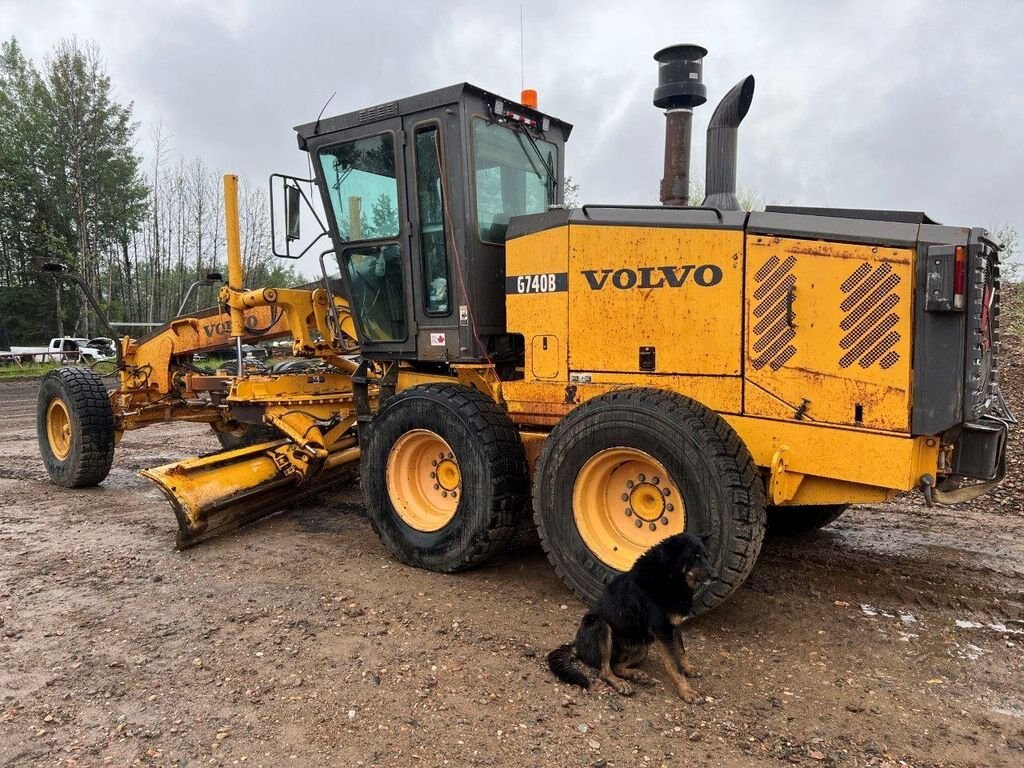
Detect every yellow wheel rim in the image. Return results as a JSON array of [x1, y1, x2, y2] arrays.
[[46, 399, 73, 461], [572, 447, 686, 572], [386, 429, 462, 532]]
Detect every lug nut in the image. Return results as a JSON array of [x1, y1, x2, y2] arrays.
[[660, 517, 669, 525], [433, 483, 440, 490], [430, 472, 436, 478], [652, 476, 660, 485], [637, 473, 646, 482], [649, 523, 657, 531], [447, 452, 454, 459], [666, 503, 674, 512], [621, 493, 629, 502], [634, 519, 643, 528], [442, 490, 448, 498], [451, 491, 457, 498], [625, 508, 633, 517], [626, 480, 634, 489], [431, 459, 438, 467], [662, 487, 671, 497]]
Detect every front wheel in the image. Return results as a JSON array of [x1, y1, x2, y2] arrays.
[[360, 384, 529, 572], [533, 388, 766, 615], [37, 367, 115, 487]]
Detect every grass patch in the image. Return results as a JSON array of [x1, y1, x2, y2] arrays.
[[0, 361, 60, 380]]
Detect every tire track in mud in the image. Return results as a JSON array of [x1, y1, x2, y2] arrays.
[[2, 373, 1024, 767]]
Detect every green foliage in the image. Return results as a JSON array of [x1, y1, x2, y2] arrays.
[[1, 36, 147, 342], [0, 36, 306, 341], [563, 176, 580, 209], [368, 193, 399, 239], [991, 224, 1020, 282]]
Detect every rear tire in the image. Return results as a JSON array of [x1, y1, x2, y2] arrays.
[[361, 384, 529, 572], [767, 504, 848, 536], [37, 367, 115, 487], [533, 388, 766, 615]]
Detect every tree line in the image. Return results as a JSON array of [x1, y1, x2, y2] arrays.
[[0, 37, 299, 348]]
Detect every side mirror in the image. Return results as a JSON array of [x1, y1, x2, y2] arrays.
[[286, 185, 301, 241]]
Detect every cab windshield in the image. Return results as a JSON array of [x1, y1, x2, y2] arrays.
[[473, 119, 557, 244]]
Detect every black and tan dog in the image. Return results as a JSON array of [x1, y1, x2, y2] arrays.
[[547, 533, 714, 702]]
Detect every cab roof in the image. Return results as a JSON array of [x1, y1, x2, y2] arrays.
[[293, 82, 573, 149]]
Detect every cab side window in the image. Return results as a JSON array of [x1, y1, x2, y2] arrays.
[[414, 125, 451, 315]]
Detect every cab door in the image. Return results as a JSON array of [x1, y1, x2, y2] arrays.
[[309, 118, 417, 358], [403, 111, 460, 361]]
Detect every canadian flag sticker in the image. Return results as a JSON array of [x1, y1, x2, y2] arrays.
[[429, 333, 446, 346]]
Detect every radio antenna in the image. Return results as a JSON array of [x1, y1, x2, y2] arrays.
[[520, 3, 525, 91]]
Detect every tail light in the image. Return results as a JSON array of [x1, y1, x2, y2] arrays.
[[953, 245, 966, 310], [925, 243, 966, 313]]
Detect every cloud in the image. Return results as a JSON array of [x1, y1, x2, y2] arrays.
[[5, 0, 1022, 274]]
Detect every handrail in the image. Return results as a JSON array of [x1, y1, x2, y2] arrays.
[[579, 203, 724, 221]]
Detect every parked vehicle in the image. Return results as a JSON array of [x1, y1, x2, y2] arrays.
[[8, 337, 109, 363], [86, 337, 116, 358]]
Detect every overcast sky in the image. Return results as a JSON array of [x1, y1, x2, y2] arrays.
[[4, 0, 1023, 276]]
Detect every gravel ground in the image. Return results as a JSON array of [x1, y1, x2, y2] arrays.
[[1, 303, 1021, 768]]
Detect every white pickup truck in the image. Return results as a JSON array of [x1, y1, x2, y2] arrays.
[[7, 337, 110, 363]]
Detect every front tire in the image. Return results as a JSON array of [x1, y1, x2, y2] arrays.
[[533, 388, 766, 615], [37, 367, 115, 487], [361, 384, 529, 572]]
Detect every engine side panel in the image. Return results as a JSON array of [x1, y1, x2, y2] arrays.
[[567, 225, 744, 376], [743, 235, 915, 433]]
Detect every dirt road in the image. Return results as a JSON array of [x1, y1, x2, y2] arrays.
[[1, 371, 1022, 767]]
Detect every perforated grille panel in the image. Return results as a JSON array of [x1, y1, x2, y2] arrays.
[[839, 262, 902, 370], [751, 255, 797, 370]]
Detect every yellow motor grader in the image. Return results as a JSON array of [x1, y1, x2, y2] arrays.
[[37, 45, 1010, 613]]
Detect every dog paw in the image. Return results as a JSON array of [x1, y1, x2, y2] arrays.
[[631, 671, 656, 686], [611, 680, 634, 696], [682, 665, 700, 679], [676, 686, 699, 704]]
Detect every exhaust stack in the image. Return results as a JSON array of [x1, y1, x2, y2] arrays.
[[703, 75, 755, 211], [654, 44, 707, 206]]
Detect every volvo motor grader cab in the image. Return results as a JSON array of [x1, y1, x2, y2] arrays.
[[37, 45, 1010, 613]]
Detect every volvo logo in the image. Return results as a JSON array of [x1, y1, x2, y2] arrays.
[[581, 264, 723, 290]]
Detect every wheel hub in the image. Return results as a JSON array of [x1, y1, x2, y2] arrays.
[[629, 481, 667, 522], [386, 430, 461, 532], [46, 399, 72, 461], [572, 447, 686, 572]]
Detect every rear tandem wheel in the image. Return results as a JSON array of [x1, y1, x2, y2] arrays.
[[532, 388, 767, 615]]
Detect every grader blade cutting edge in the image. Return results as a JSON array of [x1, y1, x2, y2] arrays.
[[141, 437, 361, 548]]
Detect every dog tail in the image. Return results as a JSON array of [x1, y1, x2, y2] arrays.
[[547, 642, 591, 689]]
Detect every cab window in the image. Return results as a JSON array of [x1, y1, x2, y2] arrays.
[[473, 118, 557, 244], [319, 133, 400, 241], [339, 243, 407, 342], [414, 125, 451, 315]]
